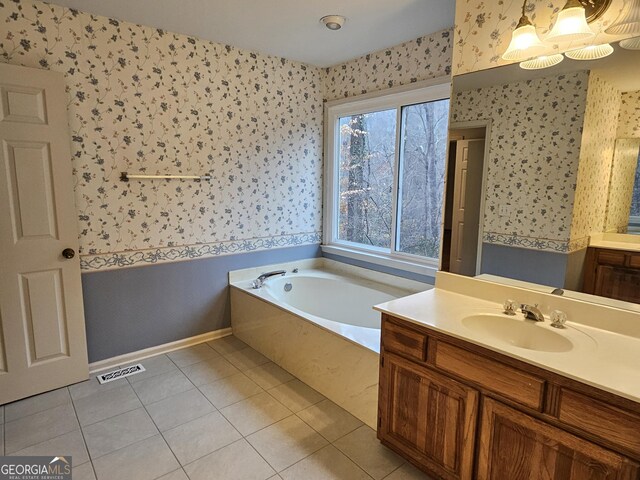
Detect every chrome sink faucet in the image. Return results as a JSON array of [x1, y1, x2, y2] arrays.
[[521, 304, 544, 322], [251, 270, 286, 289]]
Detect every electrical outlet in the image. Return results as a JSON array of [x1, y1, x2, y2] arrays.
[[499, 205, 512, 217]]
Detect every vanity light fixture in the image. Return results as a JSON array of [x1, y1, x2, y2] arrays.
[[605, 0, 640, 35], [502, 0, 546, 61], [519, 53, 565, 69], [565, 42, 614, 60], [546, 0, 596, 43], [619, 36, 640, 49], [320, 15, 346, 31]]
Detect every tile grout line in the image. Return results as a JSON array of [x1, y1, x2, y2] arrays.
[[4, 389, 79, 455], [126, 375, 185, 480], [67, 387, 99, 480], [293, 407, 363, 445], [329, 427, 405, 480], [179, 437, 249, 477], [210, 383, 299, 475], [2, 390, 74, 425], [380, 462, 409, 479], [213, 379, 363, 477], [125, 356, 249, 476], [277, 440, 376, 479]]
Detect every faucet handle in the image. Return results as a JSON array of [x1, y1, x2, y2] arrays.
[[550, 310, 568, 329], [503, 299, 518, 316]]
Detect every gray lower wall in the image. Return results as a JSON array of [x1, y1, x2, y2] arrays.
[[480, 242, 569, 288], [322, 252, 435, 285], [81, 244, 320, 363], [564, 247, 588, 291]]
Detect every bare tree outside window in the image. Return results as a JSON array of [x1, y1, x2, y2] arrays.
[[338, 110, 396, 248], [336, 99, 450, 259], [397, 100, 450, 258]]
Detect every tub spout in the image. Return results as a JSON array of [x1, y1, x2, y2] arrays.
[[252, 270, 286, 289]]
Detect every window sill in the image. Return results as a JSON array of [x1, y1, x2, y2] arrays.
[[321, 244, 439, 278]]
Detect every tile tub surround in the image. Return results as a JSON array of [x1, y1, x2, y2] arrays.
[[0, 338, 432, 480], [230, 258, 430, 428]]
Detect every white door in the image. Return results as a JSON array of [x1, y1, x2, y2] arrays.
[[450, 139, 485, 276], [0, 63, 88, 405]]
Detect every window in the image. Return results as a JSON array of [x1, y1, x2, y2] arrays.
[[324, 81, 451, 274]]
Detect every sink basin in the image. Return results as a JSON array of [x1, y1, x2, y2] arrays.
[[462, 314, 573, 353]]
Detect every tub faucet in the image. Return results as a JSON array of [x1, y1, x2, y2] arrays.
[[252, 270, 286, 289], [521, 304, 544, 322]]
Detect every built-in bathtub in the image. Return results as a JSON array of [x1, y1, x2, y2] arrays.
[[229, 258, 430, 427]]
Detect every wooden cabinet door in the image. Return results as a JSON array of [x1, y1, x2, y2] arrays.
[[478, 398, 640, 480], [378, 352, 478, 480], [594, 265, 640, 303]]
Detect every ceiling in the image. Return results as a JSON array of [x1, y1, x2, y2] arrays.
[[48, 0, 455, 67]]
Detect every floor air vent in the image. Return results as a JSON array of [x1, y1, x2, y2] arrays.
[[97, 364, 146, 384]]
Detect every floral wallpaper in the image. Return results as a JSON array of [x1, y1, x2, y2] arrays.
[[605, 139, 640, 233], [618, 90, 640, 138], [570, 73, 621, 244], [451, 71, 590, 253], [453, 0, 633, 76], [0, 0, 324, 270], [323, 28, 452, 101]]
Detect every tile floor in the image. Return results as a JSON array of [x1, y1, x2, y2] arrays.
[[0, 336, 433, 480]]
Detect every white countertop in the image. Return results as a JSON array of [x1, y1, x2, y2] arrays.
[[589, 233, 640, 253], [374, 285, 640, 405]]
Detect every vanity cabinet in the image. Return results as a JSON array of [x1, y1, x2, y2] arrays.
[[378, 352, 478, 480], [478, 398, 639, 480], [583, 247, 640, 303], [377, 314, 640, 480]]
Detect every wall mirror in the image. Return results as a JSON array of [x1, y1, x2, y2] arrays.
[[441, 36, 640, 309]]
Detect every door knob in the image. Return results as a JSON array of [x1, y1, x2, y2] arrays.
[[62, 248, 75, 259]]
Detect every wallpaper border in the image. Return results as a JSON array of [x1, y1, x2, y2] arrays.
[[483, 232, 591, 253], [80, 232, 322, 272], [483, 232, 570, 253]]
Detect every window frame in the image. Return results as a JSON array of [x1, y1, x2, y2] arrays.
[[322, 78, 451, 276]]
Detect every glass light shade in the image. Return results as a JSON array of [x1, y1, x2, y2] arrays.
[[546, 5, 595, 43], [620, 36, 640, 49], [605, 0, 640, 36], [520, 54, 565, 69], [565, 43, 614, 60], [502, 23, 547, 61]]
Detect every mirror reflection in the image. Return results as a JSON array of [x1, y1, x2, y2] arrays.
[[441, 37, 640, 307]]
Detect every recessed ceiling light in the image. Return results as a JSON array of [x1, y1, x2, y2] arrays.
[[320, 15, 346, 31]]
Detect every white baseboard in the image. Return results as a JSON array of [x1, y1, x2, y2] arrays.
[[89, 328, 233, 374]]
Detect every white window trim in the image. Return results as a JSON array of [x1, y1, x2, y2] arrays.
[[322, 77, 451, 277]]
